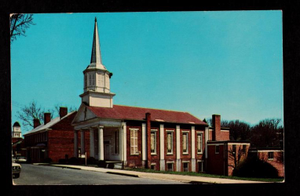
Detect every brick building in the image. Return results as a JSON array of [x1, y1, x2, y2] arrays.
[[24, 107, 78, 163], [71, 18, 249, 173], [249, 147, 284, 177]]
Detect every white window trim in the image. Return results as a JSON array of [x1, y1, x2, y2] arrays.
[[197, 132, 203, 154], [167, 162, 174, 171], [182, 132, 189, 154], [130, 128, 139, 155], [150, 129, 157, 155], [183, 162, 189, 172], [197, 160, 204, 172], [268, 152, 274, 160], [166, 130, 174, 155]]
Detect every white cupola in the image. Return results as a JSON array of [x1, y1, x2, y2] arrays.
[[80, 17, 115, 108], [12, 122, 22, 138]]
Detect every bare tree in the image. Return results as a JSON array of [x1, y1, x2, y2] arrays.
[[16, 100, 45, 129], [207, 118, 251, 141], [10, 13, 35, 42], [16, 100, 78, 131], [250, 118, 283, 148], [223, 120, 251, 141], [228, 145, 246, 170]]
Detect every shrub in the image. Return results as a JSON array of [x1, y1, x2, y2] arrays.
[[98, 160, 106, 168], [44, 157, 52, 163], [233, 156, 278, 178], [68, 157, 79, 165], [58, 159, 67, 164], [87, 157, 97, 164]]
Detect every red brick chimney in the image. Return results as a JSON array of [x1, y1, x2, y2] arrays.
[[212, 114, 221, 141], [33, 118, 41, 128], [44, 113, 51, 124], [59, 107, 68, 118], [146, 112, 151, 168]]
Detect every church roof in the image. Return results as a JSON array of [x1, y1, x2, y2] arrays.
[[87, 105, 207, 125]]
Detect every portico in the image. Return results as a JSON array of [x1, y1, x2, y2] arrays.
[[72, 113, 126, 162]]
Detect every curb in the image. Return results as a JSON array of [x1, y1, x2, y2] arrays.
[[53, 165, 82, 170], [189, 181, 214, 185], [106, 171, 139, 178]]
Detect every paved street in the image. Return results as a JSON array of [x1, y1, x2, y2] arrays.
[[13, 164, 184, 185]]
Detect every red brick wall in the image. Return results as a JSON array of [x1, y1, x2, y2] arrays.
[[207, 144, 225, 175], [48, 129, 74, 162], [47, 112, 77, 162], [257, 151, 284, 177], [227, 144, 249, 176], [125, 121, 207, 172]]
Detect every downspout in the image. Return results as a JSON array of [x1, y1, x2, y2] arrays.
[[204, 126, 209, 172], [146, 112, 151, 169]]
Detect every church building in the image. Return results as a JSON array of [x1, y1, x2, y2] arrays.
[[71, 18, 238, 173]]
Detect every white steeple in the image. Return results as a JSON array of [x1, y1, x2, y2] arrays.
[[80, 17, 115, 108], [89, 17, 106, 70]]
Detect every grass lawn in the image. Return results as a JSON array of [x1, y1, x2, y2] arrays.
[[128, 168, 284, 182]]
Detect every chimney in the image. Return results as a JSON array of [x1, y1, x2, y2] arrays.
[[59, 107, 68, 118], [145, 112, 151, 168], [44, 113, 51, 124], [33, 118, 41, 128], [212, 114, 221, 141]]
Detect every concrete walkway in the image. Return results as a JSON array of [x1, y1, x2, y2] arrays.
[[45, 164, 269, 184]]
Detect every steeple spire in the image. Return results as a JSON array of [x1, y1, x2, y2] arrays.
[[89, 17, 106, 69], [80, 17, 115, 108]]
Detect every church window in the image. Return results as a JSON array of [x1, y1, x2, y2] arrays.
[[166, 131, 173, 154], [182, 132, 189, 154], [150, 130, 157, 155], [88, 74, 91, 86], [130, 128, 139, 155], [197, 132, 203, 154], [98, 72, 104, 87], [91, 74, 95, 85]]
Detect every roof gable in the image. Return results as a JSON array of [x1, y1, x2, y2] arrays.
[[72, 103, 97, 124]]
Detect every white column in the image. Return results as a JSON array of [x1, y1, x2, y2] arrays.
[[191, 126, 196, 172], [74, 130, 78, 157], [98, 126, 104, 161], [160, 124, 165, 171], [142, 123, 147, 166], [122, 122, 127, 165], [81, 129, 85, 155], [176, 125, 181, 172], [90, 128, 95, 158]]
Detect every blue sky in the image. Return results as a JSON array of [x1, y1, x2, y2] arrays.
[[11, 11, 283, 133]]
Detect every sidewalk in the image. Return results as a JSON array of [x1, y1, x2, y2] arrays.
[[47, 164, 269, 184]]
